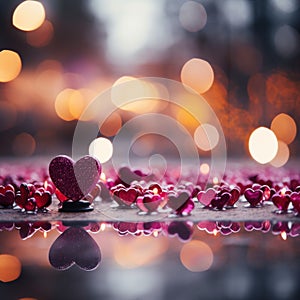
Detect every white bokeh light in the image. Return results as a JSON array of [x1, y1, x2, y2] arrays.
[[89, 137, 113, 163]]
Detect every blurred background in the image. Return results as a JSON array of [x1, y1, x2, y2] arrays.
[[0, 0, 299, 166]]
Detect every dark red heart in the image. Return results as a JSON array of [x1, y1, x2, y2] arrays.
[[0, 190, 15, 207], [227, 188, 240, 207], [244, 188, 263, 206], [49, 155, 101, 201], [272, 194, 290, 211], [291, 192, 300, 213], [197, 188, 216, 207], [211, 192, 231, 210], [15, 183, 34, 209], [49, 227, 101, 271], [34, 191, 52, 209]]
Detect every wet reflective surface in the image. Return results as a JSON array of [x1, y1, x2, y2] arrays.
[[0, 220, 299, 300]]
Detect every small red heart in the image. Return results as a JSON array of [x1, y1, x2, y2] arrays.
[[244, 188, 263, 206], [211, 192, 231, 210], [197, 188, 216, 207], [0, 190, 15, 207], [34, 191, 52, 209], [272, 194, 290, 211], [15, 183, 31, 209], [114, 188, 138, 206], [291, 192, 300, 213], [227, 188, 240, 207]]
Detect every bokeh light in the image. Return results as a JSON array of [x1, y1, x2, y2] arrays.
[[271, 113, 297, 145], [89, 137, 113, 163], [194, 124, 219, 151], [0, 50, 22, 83], [180, 240, 213, 272], [12, 133, 36, 156], [270, 140, 290, 168], [248, 127, 278, 164], [200, 163, 210, 175], [99, 112, 122, 137], [179, 1, 207, 32], [26, 20, 54, 47], [12, 0, 46, 31], [0, 254, 22, 282], [181, 58, 214, 94]]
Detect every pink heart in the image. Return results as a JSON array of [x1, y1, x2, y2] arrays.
[[49, 155, 101, 201], [197, 188, 216, 206]]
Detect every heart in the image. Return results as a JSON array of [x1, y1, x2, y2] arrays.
[[113, 188, 139, 207], [272, 194, 290, 211], [211, 192, 231, 210], [197, 221, 218, 233], [291, 192, 300, 214], [34, 191, 52, 209], [244, 188, 263, 207], [167, 191, 190, 211], [167, 221, 193, 241], [244, 221, 263, 231], [197, 188, 216, 207], [0, 190, 15, 207], [49, 155, 101, 201], [227, 188, 240, 207], [136, 194, 161, 212], [49, 227, 101, 271]]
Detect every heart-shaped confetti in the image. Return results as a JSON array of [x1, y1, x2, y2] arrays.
[[49, 227, 101, 271], [197, 188, 216, 207], [49, 155, 101, 201], [211, 192, 231, 210], [272, 194, 290, 211], [244, 188, 263, 207]]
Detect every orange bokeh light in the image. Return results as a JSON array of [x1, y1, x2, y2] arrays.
[[12, 133, 36, 156], [0, 50, 22, 83], [181, 58, 214, 94], [99, 112, 122, 137], [0, 254, 22, 282], [270, 140, 290, 168], [26, 20, 54, 47]]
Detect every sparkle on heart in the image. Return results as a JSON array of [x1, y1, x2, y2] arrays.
[[49, 155, 101, 201]]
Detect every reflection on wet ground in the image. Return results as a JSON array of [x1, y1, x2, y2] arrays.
[[0, 220, 299, 300]]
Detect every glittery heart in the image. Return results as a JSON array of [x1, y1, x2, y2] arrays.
[[244, 188, 263, 206], [49, 155, 101, 201], [49, 227, 101, 271], [197, 188, 216, 206], [272, 194, 290, 211], [0, 190, 15, 207], [113, 188, 139, 207], [211, 192, 231, 210]]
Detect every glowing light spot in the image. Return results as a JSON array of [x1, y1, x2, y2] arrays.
[[271, 0, 299, 13], [111, 76, 163, 113], [100, 172, 106, 182], [18, 298, 38, 300], [153, 230, 159, 238], [270, 141, 290, 168], [280, 188, 287, 196], [43, 231, 47, 238], [200, 163, 210, 175], [213, 177, 219, 185], [248, 127, 278, 164], [12, 133, 36, 156], [26, 20, 54, 47], [99, 112, 122, 137], [68, 90, 85, 119], [0, 50, 22, 82], [194, 124, 219, 151], [13, 0, 46, 31], [180, 240, 213, 272], [89, 137, 113, 163], [181, 58, 214, 94], [100, 223, 106, 231], [0, 254, 22, 282], [213, 229, 218, 236], [152, 188, 159, 195], [271, 113, 297, 145], [179, 1, 207, 32], [176, 108, 199, 133], [281, 231, 287, 241]]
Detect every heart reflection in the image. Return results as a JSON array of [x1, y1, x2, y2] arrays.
[[49, 227, 101, 271]]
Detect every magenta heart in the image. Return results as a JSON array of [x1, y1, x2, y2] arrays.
[[227, 188, 240, 207], [197, 221, 218, 233], [244, 188, 263, 206], [136, 194, 161, 212], [211, 192, 231, 210], [0, 190, 15, 207], [49, 155, 101, 201], [291, 192, 300, 213], [34, 191, 52, 209], [272, 194, 290, 211], [49, 227, 101, 271], [197, 188, 216, 206]]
